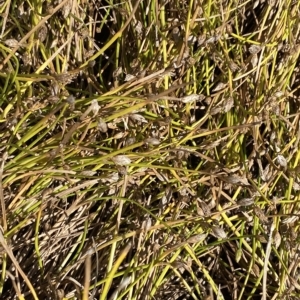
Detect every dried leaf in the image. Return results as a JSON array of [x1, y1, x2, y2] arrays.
[[187, 35, 197, 44], [172, 27, 180, 42], [4, 39, 21, 48], [206, 35, 220, 44], [261, 164, 272, 182], [113, 132, 125, 139], [134, 20, 143, 36], [22, 52, 31, 66], [62, 0, 71, 17], [223, 97, 234, 112], [256, 235, 268, 243], [276, 154, 287, 169], [229, 61, 240, 72], [91, 99, 100, 115], [80, 170, 96, 176], [212, 82, 226, 92], [101, 172, 119, 183], [211, 226, 227, 239], [220, 175, 250, 186], [112, 155, 131, 166], [124, 74, 136, 81], [249, 44, 262, 54], [180, 94, 206, 103], [274, 143, 281, 153], [186, 233, 207, 244], [129, 114, 148, 123], [253, 206, 269, 224], [161, 187, 172, 208], [268, 0, 275, 7], [108, 187, 116, 195], [117, 166, 127, 175], [153, 170, 166, 182], [144, 137, 160, 145], [66, 95, 75, 105], [142, 217, 152, 231], [107, 122, 117, 129], [226, 24, 233, 34], [38, 25, 48, 42], [98, 118, 108, 133], [125, 137, 136, 146], [176, 150, 185, 160], [293, 181, 300, 191], [113, 66, 123, 78], [53, 72, 78, 84], [85, 49, 95, 58], [273, 230, 281, 249], [271, 103, 280, 116], [198, 199, 211, 216], [273, 91, 284, 98], [270, 131, 276, 143], [252, 264, 260, 277], [237, 197, 254, 207], [210, 97, 234, 115], [251, 53, 258, 67], [253, 0, 260, 9], [119, 276, 132, 290], [197, 34, 206, 46], [57, 290, 65, 299], [210, 106, 222, 115], [282, 215, 298, 224]]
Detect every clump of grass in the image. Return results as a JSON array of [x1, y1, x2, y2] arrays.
[[0, 0, 300, 299]]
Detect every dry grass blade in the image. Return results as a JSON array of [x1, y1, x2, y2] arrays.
[[0, 230, 38, 299], [262, 220, 276, 300], [0, 153, 7, 232]]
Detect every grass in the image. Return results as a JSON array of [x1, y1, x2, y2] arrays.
[[0, 0, 300, 299]]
